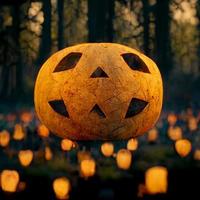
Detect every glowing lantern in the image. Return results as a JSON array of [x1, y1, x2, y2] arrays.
[[80, 159, 96, 178], [101, 142, 114, 157], [18, 150, 33, 167], [13, 124, 25, 140], [145, 166, 168, 194], [0, 130, 10, 147], [61, 139, 74, 151], [175, 139, 192, 157], [127, 138, 138, 151], [45, 146, 53, 160], [53, 177, 70, 199], [194, 149, 200, 160], [1, 170, 19, 192], [37, 124, 49, 138], [168, 126, 182, 141], [116, 149, 132, 170], [20, 112, 33, 123], [167, 113, 177, 126], [147, 128, 158, 142], [188, 117, 198, 131], [34, 43, 163, 140]]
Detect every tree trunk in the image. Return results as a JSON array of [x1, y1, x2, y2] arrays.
[[154, 0, 172, 78], [37, 0, 51, 65], [57, 0, 64, 50], [88, 0, 115, 42], [142, 0, 150, 55]]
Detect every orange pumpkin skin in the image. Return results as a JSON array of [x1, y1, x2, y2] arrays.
[[34, 43, 163, 140]]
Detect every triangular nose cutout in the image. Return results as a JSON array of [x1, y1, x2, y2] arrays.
[[90, 67, 109, 78], [90, 104, 106, 118]]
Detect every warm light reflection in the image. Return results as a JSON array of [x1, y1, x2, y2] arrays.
[[20, 112, 33, 123], [101, 142, 114, 157], [167, 113, 177, 126], [188, 117, 198, 131], [53, 177, 70, 199], [145, 166, 168, 194], [116, 149, 132, 170], [194, 149, 200, 160], [1, 170, 20, 192]]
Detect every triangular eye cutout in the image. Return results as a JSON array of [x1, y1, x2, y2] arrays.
[[48, 100, 69, 117], [53, 52, 82, 73], [125, 98, 148, 118], [90, 104, 106, 118], [90, 67, 109, 78], [122, 53, 150, 73]]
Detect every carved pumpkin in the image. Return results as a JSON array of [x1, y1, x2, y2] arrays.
[[80, 159, 96, 178], [175, 139, 192, 157], [34, 43, 163, 140], [0, 130, 10, 147], [127, 138, 138, 151]]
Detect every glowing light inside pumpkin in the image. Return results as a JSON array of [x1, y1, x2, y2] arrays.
[[101, 142, 114, 157], [18, 150, 34, 167], [116, 149, 132, 170], [53, 177, 70, 200], [145, 166, 168, 194], [175, 139, 192, 157], [1, 170, 20, 192]]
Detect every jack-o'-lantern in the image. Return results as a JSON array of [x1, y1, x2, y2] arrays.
[[127, 138, 138, 151], [101, 142, 114, 157], [175, 139, 192, 157], [116, 149, 132, 170], [0, 130, 10, 147], [34, 43, 163, 140], [18, 150, 34, 167]]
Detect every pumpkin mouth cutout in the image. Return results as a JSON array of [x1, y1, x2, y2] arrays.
[[48, 98, 148, 119]]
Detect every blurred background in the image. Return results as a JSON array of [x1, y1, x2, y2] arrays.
[[0, 0, 200, 199]]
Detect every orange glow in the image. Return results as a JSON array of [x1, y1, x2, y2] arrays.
[[1, 170, 20, 192], [45, 146, 53, 160], [20, 112, 33, 123], [127, 138, 138, 151], [116, 149, 132, 170], [0, 130, 10, 147], [188, 117, 198, 131], [101, 142, 114, 157], [167, 113, 177, 126], [37, 124, 49, 138], [168, 126, 182, 141], [18, 150, 33, 167], [80, 159, 96, 178], [53, 177, 70, 199], [145, 166, 168, 194], [13, 124, 25, 140], [77, 151, 91, 163], [175, 139, 192, 157], [194, 149, 200, 160], [148, 128, 158, 142], [61, 139, 74, 151]]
